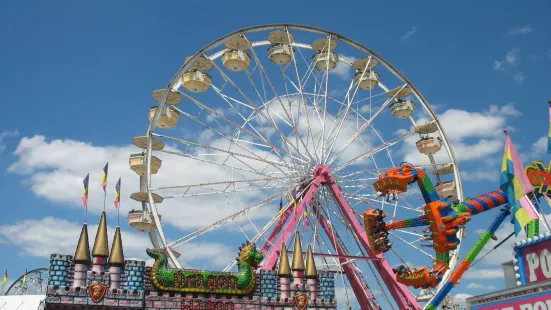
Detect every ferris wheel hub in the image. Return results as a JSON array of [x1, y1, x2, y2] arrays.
[[312, 165, 331, 178]]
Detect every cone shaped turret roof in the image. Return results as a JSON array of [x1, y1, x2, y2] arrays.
[[74, 223, 91, 264], [92, 211, 109, 257], [291, 232, 305, 271], [108, 226, 124, 265]]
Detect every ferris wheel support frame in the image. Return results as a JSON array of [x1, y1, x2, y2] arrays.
[[260, 165, 420, 309], [311, 199, 379, 309]]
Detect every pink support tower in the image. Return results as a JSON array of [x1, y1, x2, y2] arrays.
[[260, 165, 420, 310]]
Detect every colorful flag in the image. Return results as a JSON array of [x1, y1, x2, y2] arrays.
[[278, 198, 284, 225], [82, 174, 90, 208], [114, 177, 121, 208], [101, 163, 109, 192], [547, 101, 551, 154], [500, 133, 539, 235], [2, 270, 7, 288], [22, 269, 26, 285], [288, 189, 297, 210], [304, 209, 310, 231]]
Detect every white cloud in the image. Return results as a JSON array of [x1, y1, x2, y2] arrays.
[[0, 130, 18, 154], [494, 48, 519, 71], [463, 268, 504, 279], [506, 49, 518, 65], [453, 293, 473, 306], [467, 282, 496, 290], [401, 25, 419, 41], [505, 25, 533, 36], [531, 136, 548, 157], [401, 104, 520, 168], [493, 49, 525, 83], [0, 217, 233, 268], [477, 212, 551, 268], [493, 60, 504, 71], [513, 72, 525, 83], [461, 169, 498, 182], [7, 135, 275, 234], [0, 216, 150, 259]]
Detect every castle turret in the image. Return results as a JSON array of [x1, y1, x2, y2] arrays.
[[277, 242, 292, 299], [72, 223, 91, 288], [92, 211, 110, 273], [305, 244, 318, 300], [291, 232, 305, 287], [108, 226, 125, 289]]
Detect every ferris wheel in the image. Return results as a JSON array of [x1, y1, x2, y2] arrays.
[[4, 268, 49, 296], [128, 24, 464, 309]]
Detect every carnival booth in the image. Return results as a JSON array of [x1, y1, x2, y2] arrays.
[[467, 160, 551, 310], [467, 234, 551, 310]]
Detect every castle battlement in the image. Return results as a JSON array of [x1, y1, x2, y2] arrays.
[[45, 213, 337, 310]]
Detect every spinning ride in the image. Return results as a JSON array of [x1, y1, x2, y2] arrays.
[[130, 24, 464, 309]]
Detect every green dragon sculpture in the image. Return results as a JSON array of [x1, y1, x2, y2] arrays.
[[146, 241, 263, 295]]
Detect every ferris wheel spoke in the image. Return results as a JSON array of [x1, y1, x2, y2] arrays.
[[179, 89, 281, 155], [208, 53, 306, 168], [162, 183, 289, 199], [388, 231, 435, 260], [208, 84, 285, 152], [336, 168, 383, 179], [326, 83, 407, 161], [393, 229, 424, 238], [281, 71, 321, 162], [322, 56, 374, 164], [245, 40, 318, 162], [170, 105, 304, 177], [321, 38, 333, 164], [157, 148, 295, 183], [149, 176, 287, 191], [334, 128, 417, 172], [285, 28, 321, 163], [346, 193, 424, 214], [167, 187, 289, 249], [227, 179, 264, 241], [153, 133, 291, 170], [292, 29, 329, 165], [325, 85, 407, 167]]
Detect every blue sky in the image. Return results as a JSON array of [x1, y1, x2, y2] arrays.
[[1, 0, 550, 307]]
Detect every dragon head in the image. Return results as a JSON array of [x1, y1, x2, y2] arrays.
[[146, 248, 168, 266], [238, 241, 263, 268]]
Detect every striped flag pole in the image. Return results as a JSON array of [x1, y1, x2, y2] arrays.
[[114, 177, 121, 226], [2, 270, 7, 295], [279, 197, 283, 225], [304, 203, 310, 231], [425, 205, 511, 310], [82, 173, 90, 223], [101, 163, 109, 211], [22, 269, 27, 285]]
